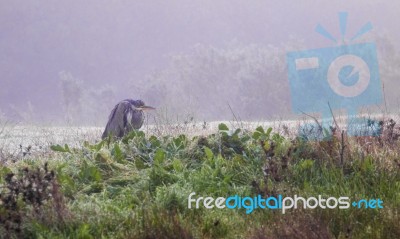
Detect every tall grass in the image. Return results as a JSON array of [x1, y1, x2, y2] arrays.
[[0, 121, 399, 238]]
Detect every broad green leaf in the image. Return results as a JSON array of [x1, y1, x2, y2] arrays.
[[204, 146, 214, 160], [172, 159, 183, 172], [95, 141, 105, 151], [252, 131, 262, 140], [218, 123, 229, 131], [79, 161, 102, 183], [232, 128, 241, 136], [64, 144, 70, 152], [266, 127, 273, 137], [263, 141, 270, 151], [135, 159, 147, 170], [173, 135, 186, 150], [96, 148, 112, 163], [113, 143, 124, 162], [154, 148, 166, 164], [255, 126, 265, 134], [149, 136, 161, 147], [50, 144, 71, 153]]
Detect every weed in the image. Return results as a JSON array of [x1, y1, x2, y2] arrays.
[[0, 121, 398, 238], [0, 163, 68, 237]]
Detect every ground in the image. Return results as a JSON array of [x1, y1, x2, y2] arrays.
[[0, 119, 399, 238]]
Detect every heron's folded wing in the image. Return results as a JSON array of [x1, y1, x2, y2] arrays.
[[103, 101, 131, 138]]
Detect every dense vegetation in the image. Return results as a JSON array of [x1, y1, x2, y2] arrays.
[[0, 123, 399, 238]]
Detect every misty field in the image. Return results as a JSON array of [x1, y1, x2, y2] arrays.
[[0, 120, 399, 239]]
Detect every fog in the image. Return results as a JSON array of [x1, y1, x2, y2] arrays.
[[1, 0, 399, 125]]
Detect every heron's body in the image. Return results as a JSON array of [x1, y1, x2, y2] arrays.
[[102, 99, 154, 139]]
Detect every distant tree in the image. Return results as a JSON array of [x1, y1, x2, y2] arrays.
[[142, 35, 399, 121], [143, 40, 304, 121], [84, 85, 116, 124], [8, 101, 35, 122], [59, 71, 83, 123], [371, 33, 400, 112]]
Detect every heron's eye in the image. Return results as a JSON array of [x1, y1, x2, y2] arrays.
[[136, 100, 145, 106]]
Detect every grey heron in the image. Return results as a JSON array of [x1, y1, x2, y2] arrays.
[[102, 99, 155, 139]]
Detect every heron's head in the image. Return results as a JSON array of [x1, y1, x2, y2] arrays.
[[132, 99, 156, 111]]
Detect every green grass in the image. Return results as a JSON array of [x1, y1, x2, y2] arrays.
[[0, 124, 399, 238]]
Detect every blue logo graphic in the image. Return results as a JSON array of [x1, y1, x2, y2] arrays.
[[287, 12, 382, 140]]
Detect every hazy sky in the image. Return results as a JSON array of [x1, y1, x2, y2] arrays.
[[1, 0, 399, 123]]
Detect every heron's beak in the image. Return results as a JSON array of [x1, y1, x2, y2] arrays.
[[137, 105, 156, 111]]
